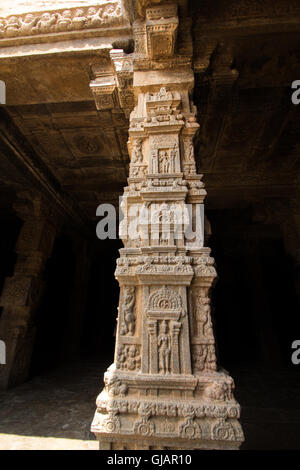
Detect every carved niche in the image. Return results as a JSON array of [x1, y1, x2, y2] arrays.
[[146, 286, 183, 375], [149, 135, 180, 174]]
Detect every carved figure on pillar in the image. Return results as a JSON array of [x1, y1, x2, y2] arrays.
[[120, 286, 135, 336], [158, 320, 171, 374]]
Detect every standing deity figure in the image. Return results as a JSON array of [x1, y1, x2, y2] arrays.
[[187, 140, 194, 161], [158, 320, 171, 374], [121, 287, 135, 335], [132, 139, 143, 163], [195, 295, 209, 336], [159, 151, 170, 173]]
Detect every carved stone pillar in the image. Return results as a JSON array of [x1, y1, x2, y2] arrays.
[[91, 3, 244, 450], [0, 191, 60, 389]]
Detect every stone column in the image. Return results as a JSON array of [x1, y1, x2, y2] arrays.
[[0, 191, 60, 389], [91, 3, 243, 450]]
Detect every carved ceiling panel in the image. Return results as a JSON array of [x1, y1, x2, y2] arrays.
[[5, 100, 129, 219]]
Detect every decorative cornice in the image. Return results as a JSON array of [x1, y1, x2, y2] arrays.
[[0, 2, 130, 45]]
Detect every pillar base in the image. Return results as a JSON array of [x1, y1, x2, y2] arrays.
[[91, 364, 244, 451], [94, 436, 242, 450]]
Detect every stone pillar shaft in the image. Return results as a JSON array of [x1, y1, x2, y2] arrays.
[[91, 3, 244, 450]]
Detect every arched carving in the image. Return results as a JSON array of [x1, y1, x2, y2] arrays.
[[147, 285, 182, 313]]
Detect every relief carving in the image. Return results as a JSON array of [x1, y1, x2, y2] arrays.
[[212, 418, 235, 441], [192, 344, 217, 372], [158, 320, 171, 375], [102, 410, 121, 433], [104, 375, 128, 397], [132, 139, 143, 163], [179, 417, 202, 439], [0, 3, 124, 39], [120, 287, 135, 336], [193, 294, 214, 339], [116, 345, 141, 371], [205, 382, 233, 402]]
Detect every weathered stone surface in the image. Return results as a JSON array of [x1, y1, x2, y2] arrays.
[[1, 0, 300, 452], [91, 3, 244, 450]]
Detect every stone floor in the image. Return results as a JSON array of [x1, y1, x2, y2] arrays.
[[0, 358, 300, 450], [233, 365, 300, 450], [0, 358, 106, 450]]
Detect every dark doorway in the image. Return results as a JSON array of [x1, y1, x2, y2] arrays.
[[30, 235, 76, 377], [208, 208, 299, 371], [82, 239, 122, 363]]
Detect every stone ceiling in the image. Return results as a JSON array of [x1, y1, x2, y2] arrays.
[[6, 101, 129, 219], [0, 0, 299, 225]]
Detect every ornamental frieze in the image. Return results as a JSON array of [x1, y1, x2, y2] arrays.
[[0, 2, 126, 39]]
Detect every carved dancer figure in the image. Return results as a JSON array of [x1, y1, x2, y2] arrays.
[[5, 16, 21, 37], [187, 140, 194, 161], [158, 320, 171, 374], [132, 139, 143, 163], [19, 14, 38, 35], [121, 287, 135, 335], [56, 10, 72, 32], [33, 12, 57, 34], [72, 9, 87, 30], [195, 295, 209, 336], [87, 7, 104, 28], [103, 4, 121, 22]]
